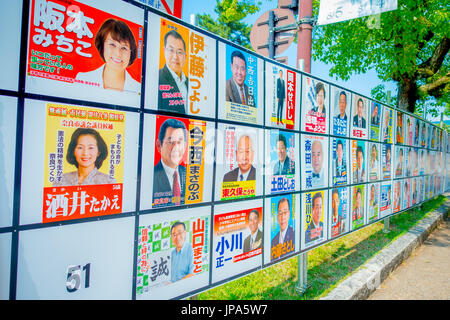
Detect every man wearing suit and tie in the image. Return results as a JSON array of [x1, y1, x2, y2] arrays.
[[276, 69, 286, 125], [353, 98, 367, 128], [153, 118, 187, 207], [311, 139, 324, 187], [243, 209, 262, 253], [272, 134, 295, 176], [305, 192, 324, 243], [225, 50, 255, 107], [223, 134, 256, 182], [271, 197, 295, 261], [353, 146, 366, 183], [333, 139, 346, 178]]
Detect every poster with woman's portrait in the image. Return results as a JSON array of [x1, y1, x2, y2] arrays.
[[264, 194, 299, 264], [351, 185, 365, 230], [301, 135, 329, 190], [330, 137, 349, 187], [302, 190, 328, 249], [330, 86, 350, 137], [145, 13, 216, 118], [265, 62, 300, 130], [301, 76, 329, 134], [218, 43, 263, 125], [139, 114, 215, 211], [26, 0, 144, 107], [369, 101, 381, 141], [351, 95, 368, 139], [136, 207, 210, 300], [329, 187, 349, 239], [42, 103, 125, 223], [265, 130, 299, 195], [367, 183, 380, 223]]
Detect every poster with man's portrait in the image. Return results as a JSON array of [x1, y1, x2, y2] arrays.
[[351, 185, 365, 230], [401, 178, 411, 210], [302, 190, 328, 249], [369, 101, 381, 141], [145, 13, 216, 118], [265, 130, 300, 195], [265, 62, 300, 130], [351, 140, 367, 184], [395, 145, 404, 178], [330, 86, 350, 137], [381, 106, 393, 143], [367, 183, 380, 223], [368, 142, 380, 182], [330, 137, 349, 187], [351, 94, 368, 139], [381, 144, 392, 180], [392, 180, 402, 213], [301, 76, 329, 134], [380, 182, 392, 218], [301, 135, 329, 190], [329, 187, 349, 239], [396, 111, 404, 144]]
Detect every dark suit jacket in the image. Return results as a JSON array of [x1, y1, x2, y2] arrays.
[[243, 229, 262, 253], [276, 78, 285, 100], [305, 221, 323, 243], [158, 65, 188, 114], [153, 161, 186, 206], [223, 166, 256, 182], [272, 155, 295, 175], [271, 225, 295, 260], [353, 115, 367, 128], [225, 78, 255, 107]]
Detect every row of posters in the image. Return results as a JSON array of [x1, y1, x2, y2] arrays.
[[7, 98, 447, 226], [7, 0, 442, 152]]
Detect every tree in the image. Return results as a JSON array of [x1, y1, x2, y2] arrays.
[[197, 0, 262, 50], [312, 0, 449, 114]]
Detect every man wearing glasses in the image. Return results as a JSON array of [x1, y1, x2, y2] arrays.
[[158, 30, 189, 114], [170, 221, 194, 282]]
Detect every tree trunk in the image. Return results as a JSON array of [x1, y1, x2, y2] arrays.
[[397, 78, 418, 113]]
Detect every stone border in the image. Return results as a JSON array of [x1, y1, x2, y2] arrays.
[[320, 195, 450, 300]]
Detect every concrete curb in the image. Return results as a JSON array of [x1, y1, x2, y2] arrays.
[[320, 196, 450, 300]]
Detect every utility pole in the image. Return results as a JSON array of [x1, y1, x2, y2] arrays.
[[296, 0, 313, 72]]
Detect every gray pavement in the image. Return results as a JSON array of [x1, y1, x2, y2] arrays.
[[321, 195, 450, 300]]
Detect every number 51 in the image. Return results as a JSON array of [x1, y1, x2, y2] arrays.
[[66, 263, 91, 293]]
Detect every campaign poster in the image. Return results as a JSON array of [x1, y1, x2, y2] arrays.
[[145, 13, 216, 118], [265, 62, 299, 130], [419, 176, 425, 203], [42, 103, 125, 223], [404, 115, 414, 146], [381, 144, 392, 180], [215, 124, 263, 201], [381, 106, 393, 143], [265, 130, 299, 195], [138, 114, 214, 210], [212, 200, 263, 284], [217, 43, 262, 125], [351, 185, 365, 230], [412, 148, 419, 176], [368, 142, 380, 182], [264, 194, 299, 264], [419, 149, 425, 175], [380, 182, 392, 218], [405, 147, 412, 177], [330, 137, 349, 187], [392, 180, 401, 213], [351, 94, 368, 139], [395, 111, 404, 144], [430, 125, 436, 149], [413, 117, 420, 147], [394, 146, 404, 178], [367, 183, 380, 223], [401, 178, 411, 210], [136, 207, 210, 300], [301, 135, 329, 190], [26, 0, 144, 107], [301, 76, 329, 134], [302, 190, 328, 249], [329, 187, 349, 239], [330, 86, 350, 137], [351, 140, 366, 184], [369, 101, 381, 141], [411, 177, 418, 206]]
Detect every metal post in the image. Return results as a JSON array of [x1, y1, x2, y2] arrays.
[[268, 10, 276, 59], [296, 0, 313, 72], [384, 90, 392, 233]]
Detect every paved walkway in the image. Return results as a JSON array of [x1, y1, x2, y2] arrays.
[[368, 216, 450, 300]]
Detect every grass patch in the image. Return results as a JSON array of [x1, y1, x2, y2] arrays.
[[196, 195, 447, 300]]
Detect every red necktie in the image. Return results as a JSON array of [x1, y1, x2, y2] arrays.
[[173, 171, 181, 205]]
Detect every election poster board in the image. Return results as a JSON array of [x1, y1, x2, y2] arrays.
[[351, 94, 369, 139], [145, 13, 216, 118], [381, 143, 392, 180], [264, 194, 299, 264], [380, 181, 392, 218], [351, 140, 367, 184], [218, 42, 263, 125], [301, 135, 329, 190], [351, 184, 365, 230], [20, 99, 140, 225], [265, 129, 300, 195], [381, 106, 393, 144], [215, 124, 263, 202], [392, 180, 402, 213], [367, 183, 380, 223], [369, 101, 381, 141], [212, 200, 263, 284], [329, 137, 349, 187], [26, 0, 144, 107], [0, 96, 17, 228], [136, 207, 210, 300], [329, 187, 349, 239], [301, 76, 329, 134], [367, 142, 380, 182], [139, 114, 215, 210], [330, 86, 351, 137], [264, 62, 300, 130], [16, 217, 135, 299], [302, 190, 328, 249]]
